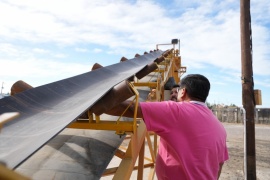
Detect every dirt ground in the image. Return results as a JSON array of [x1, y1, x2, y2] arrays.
[[220, 123, 270, 180]]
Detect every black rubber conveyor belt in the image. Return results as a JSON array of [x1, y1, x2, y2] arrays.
[[0, 50, 164, 171]]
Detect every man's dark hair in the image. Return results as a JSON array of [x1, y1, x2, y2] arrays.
[[179, 74, 210, 102], [172, 84, 180, 89]]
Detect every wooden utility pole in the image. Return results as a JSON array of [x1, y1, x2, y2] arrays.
[[240, 0, 256, 179]]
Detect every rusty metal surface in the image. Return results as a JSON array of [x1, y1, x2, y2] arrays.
[[0, 50, 164, 170], [90, 81, 135, 116], [10, 80, 33, 96]]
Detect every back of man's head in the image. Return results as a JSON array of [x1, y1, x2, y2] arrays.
[[179, 74, 210, 102]]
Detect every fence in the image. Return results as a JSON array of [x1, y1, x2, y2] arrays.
[[212, 107, 270, 124]]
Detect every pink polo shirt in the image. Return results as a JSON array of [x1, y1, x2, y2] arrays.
[[140, 101, 229, 180]]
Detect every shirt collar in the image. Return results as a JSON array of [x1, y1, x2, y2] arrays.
[[190, 101, 207, 107]]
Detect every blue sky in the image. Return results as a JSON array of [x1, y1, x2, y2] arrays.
[[0, 0, 269, 107]]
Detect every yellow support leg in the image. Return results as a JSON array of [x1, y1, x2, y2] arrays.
[[0, 164, 30, 180], [137, 139, 145, 180], [113, 121, 147, 180]]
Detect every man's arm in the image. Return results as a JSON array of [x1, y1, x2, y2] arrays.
[[105, 100, 143, 118]]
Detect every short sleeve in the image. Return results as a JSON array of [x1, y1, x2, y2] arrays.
[[140, 101, 176, 135]]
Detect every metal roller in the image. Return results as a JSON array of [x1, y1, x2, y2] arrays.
[[120, 57, 128, 62], [91, 63, 103, 70], [154, 56, 165, 64], [135, 62, 158, 79], [90, 80, 135, 116], [10, 80, 33, 96]]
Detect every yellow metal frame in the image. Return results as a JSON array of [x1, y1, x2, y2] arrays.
[[0, 164, 30, 180], [0, 112, 19, 131], [68, 82, 139, 135], [122, 48, 185, 179], [111, 48, 183, 179], [0, 47, 185, 180], [69, 81, 152, 179]]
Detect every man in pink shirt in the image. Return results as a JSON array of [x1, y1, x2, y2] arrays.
[[107, 74, 229, 179]]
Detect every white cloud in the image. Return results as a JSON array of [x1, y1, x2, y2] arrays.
[[93, 48, 102, 53], [0, 0, 269, 106], [255, 78, 270, 87], [75, 48, 89, 52], [0, 43, 91, 93], [0, 57, 89, 79], [53, 53, 67, 58], [32, 48, 49, 54], [0, 56, 92, 92]]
